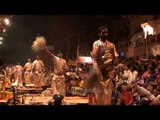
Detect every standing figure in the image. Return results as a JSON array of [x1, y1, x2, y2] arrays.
[[87, 26, 119, 105], [23, 58, 33, 84], [32, 36, 68, 96], [14, 63, 23, 85], [32, 55, 44, 86]]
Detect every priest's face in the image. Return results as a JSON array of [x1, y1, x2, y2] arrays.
[[99, 28, 108, 40]]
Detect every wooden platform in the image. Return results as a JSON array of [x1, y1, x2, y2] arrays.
[[64, 96, 89, 105], [0, 99, 8, 105], [18, 96, 89, 105], [17, 87, 43, 94]]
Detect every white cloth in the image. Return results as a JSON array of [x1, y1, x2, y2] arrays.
[[123, 70, 133, 84]]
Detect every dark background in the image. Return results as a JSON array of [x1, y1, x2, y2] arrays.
[[0, 15, 128, 65], [0, 1, 160, 66]]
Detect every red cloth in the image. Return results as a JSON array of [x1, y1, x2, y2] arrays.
[[141, 71, 150, 80], [121, 92, 133, 105]]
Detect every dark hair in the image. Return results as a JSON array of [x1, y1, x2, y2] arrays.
[[117, 85, 122, 92], [148, 66, 155, 73], [53, 94, 64, 105], [98, 26, 108, 33], [57, 50, 63, 54]]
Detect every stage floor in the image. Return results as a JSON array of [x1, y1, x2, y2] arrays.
[[19, 96, 89, 105]]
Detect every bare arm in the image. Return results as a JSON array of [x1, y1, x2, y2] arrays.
[[139, 56, 149, 62], [44, 48, 57, 60], [98, 59, 113, 70], [92, 46, 99, 61]]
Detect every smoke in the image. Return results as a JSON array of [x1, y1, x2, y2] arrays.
[[31, 36, 46, 53]]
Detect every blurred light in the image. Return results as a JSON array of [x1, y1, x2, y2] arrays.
[[4, 18, 10, 26], [141, 22, 154, 39], [0, 41, 2, 44], [0, 16, 11, 39], [0, 37, 3, 40], [78, 56, 93, 64], [3, 29, 6, 33]]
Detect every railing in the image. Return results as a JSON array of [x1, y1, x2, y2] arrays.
[[117, 35, 160, 50]]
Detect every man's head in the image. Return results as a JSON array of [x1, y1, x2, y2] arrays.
[[28, 58, 31, 63], [98, 26, 108, 41], [57, 50, 63, 58], [36, 55, 40, 60], [53, 94, 64, 105]]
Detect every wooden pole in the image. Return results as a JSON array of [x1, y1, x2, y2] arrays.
[[76, 45, 79, 71], [146, 31, 149, 58]]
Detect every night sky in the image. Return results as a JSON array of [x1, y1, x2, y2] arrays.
[[1, 15, 52, 65]]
